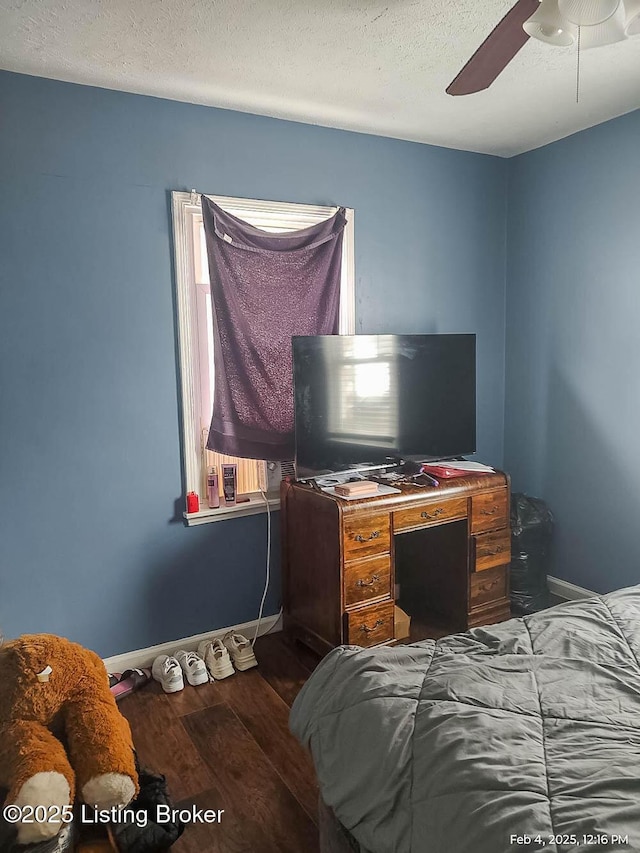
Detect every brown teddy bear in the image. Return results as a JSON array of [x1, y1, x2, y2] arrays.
[[0, 634, 139, 844]]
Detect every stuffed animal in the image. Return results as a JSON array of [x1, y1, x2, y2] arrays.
[[0, 634, 139, 844]]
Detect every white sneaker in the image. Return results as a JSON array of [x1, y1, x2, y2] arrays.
[[222, 632, 258, 671], [197, 638, 235, 680], [175, 649, 209, 686], [151, 655, 184, 693]]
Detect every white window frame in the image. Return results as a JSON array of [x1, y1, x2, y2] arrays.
[[171, 191, 356, 525]]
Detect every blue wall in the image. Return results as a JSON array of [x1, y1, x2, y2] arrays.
[[505, 110, 640, 593], [0, 71, 508, 657]]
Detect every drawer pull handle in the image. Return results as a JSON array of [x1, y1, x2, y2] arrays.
[[421, 508, 444, 519], [355, 530, 381, 542], [479, 579, 500, 593], [483, 545, 505, 556], [480, 506, 500, 516], [360, 619, 384, 634], [356, 574, 380, 588]]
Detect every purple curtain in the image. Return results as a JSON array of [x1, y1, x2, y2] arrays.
[[201, 197, 346, 460]]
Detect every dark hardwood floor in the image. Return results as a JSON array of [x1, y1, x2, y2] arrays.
[[119, 632, 321, 853], [121, 596, 569, 852]]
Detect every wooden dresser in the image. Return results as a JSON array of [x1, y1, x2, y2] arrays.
[[281, 471, 511, 657]]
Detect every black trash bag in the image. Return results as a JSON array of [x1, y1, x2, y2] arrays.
[[510, 493, 553, 615], [110, 769, 185, 853]]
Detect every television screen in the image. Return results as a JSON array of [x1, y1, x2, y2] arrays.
[[293, 334, 476, 477]]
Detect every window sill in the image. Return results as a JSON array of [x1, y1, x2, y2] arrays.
[[183, 493, 280, 526]]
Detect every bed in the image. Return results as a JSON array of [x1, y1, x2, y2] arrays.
[[290, 586, 640, 853]]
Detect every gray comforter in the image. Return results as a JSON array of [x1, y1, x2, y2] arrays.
[[290, 587, 640, 853]]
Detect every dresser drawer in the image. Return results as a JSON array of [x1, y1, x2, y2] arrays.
[[393, 497, 467, 533], [344, 554, 392, 608], [469, 565, 507, 610], [343, 512, 390, 559], [473, 529, 511, 573], [344, 600, 394, 647], [471, 489, 508, 533]]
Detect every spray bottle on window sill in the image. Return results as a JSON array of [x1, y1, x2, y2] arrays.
[[222, 463, 237, 506], [207, 466, 220, 509]]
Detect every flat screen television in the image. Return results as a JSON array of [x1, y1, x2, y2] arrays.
[[292, 333, 476, 478]]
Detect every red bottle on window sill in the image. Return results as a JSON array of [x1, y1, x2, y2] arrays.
[[186, 491, 200, 513]]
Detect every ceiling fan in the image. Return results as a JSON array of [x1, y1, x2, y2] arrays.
[[447, 0, 640, 96]]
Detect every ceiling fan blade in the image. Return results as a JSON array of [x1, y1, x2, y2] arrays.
[[446, 0, 540, 96]]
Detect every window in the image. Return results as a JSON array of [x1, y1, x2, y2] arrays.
[[172, 191, 355, 524]]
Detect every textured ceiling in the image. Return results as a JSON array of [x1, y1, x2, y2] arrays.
[[1, 0, 640, 156]]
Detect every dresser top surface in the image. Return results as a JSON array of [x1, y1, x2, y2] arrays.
[[286, 470, 509, 515]]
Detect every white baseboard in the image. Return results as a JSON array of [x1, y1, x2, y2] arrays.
[[547, 576, 597, 601], [103, 612, 283, 672]]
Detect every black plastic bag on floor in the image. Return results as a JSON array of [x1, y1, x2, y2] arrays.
[[510, 493, 553, 615], [110, 769, 185, 853]]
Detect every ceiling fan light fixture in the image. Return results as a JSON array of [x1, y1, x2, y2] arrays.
[[580, 2, 627, 46], [524, 0, 577, 44], [623, 0, 640, 34], [558, 0, 620, 25]]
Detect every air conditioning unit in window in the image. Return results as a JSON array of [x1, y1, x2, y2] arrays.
[[261, 460, 296, 495]]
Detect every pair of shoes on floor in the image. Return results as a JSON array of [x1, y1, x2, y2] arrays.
[[197, 632, 258, 678], [152, 650, 208, 693], [152, 633, 257, 693]]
